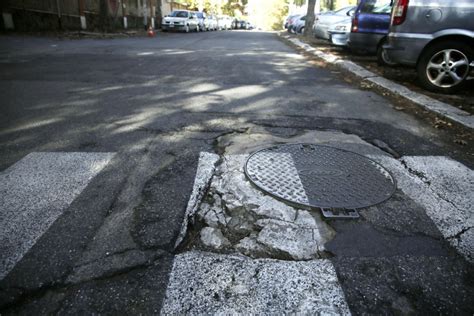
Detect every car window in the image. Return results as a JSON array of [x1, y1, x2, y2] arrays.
[[171, 11, 188, 18], [360, 0, 392, 14]]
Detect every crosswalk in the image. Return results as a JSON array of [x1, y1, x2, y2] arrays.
[[0, 149, 472, 313], [0, 152, 114, 280]]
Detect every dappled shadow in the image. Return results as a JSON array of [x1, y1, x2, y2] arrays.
[[1, 31, 471, 172]]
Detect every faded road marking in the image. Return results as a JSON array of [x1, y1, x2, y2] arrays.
[[0, 152, 114, 280]]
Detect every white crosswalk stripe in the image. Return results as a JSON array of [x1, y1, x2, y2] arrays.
[[0, 152, 114, 280], [161, 251, 351, 315], [371, 155, 473, 263]]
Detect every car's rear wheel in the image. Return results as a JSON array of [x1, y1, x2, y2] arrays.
[[417, 40, 473, 93], [299, 27, 305, 34], [377, 39, 397, 67], [185, 25, 190, 33]]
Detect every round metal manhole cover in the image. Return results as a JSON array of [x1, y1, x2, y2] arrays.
[[244, 144, 396, 210]]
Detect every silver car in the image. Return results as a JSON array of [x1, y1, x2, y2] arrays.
[[328, 19, 352, 46], [384, 0, 474, 93], [313, 6, 356, 40]]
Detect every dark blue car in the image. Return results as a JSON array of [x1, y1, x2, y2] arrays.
[[348, 0, 394, 65]]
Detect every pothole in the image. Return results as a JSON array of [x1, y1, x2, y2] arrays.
[[179, 130, 397, 261], [183, 154, 336, 261]]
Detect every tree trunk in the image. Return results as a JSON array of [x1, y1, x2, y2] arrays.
[[99, 0, 109, 32], [303, 0, 316, 37]]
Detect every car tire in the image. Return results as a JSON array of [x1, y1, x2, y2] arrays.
[[196, 25, 200, 32], [300, 27, 305, 34], [417, 40, 473, 93], [377, 39, 397, 67], [184, 25, 190, 33]]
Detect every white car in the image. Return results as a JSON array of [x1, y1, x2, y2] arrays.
[[206, 15, 218, 31], [313, 6, 356, 40], [162, 10, 199, 32], [217, 15, 233, 30]]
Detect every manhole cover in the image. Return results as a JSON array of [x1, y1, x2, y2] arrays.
[[244, 144, 396, 217]]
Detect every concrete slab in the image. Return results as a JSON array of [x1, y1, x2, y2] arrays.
[[0, 152, 114, 280], [161, 251, 350, 315]]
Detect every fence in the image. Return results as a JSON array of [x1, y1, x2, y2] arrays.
[[0, 0, 173, 32]]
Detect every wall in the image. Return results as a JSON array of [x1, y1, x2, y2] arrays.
[[0, 0, 167, 32]]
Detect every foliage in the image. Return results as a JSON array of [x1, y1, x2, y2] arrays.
[[246, 0, 288, 30], [222, 0, 248, 16], [180, 0, 248, 15]]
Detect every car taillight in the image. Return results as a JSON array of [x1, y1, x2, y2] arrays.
[[351, 16, 358, 32], [392, 0, 409, 25]]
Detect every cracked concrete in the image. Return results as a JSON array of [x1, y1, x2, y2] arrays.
[[190, 154, 335, 260]]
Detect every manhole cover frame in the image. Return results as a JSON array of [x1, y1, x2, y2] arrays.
[[244, 143, 397, 217]]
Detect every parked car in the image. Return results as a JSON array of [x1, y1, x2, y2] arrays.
[[293, 15, 307, 34], [194, 12, 207, 31], [313, 6, 356, 39], [206, 15, 218, 31], [287, 14, 303, 33], [217, 15, 233, 30], [348, 0, 393, 65], [383, 0, 474, 93], [284, 14, 300, 29], [327, 19, 352, 46], [162, 10, 199, 33]]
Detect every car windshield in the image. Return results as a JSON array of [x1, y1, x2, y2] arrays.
[[360, 0, 392, 14], [196, 12, 203, 18], [170, 11, 188, 18]]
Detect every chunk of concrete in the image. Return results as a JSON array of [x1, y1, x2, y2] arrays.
[[200, 227, 231, 250], [234, 236, 268, 258], [256, 220, 326, 260]]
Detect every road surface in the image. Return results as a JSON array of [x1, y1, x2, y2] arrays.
[[0, 30, 472, 314]]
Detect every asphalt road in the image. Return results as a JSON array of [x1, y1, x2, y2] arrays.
[[0, 30, 472, 314]]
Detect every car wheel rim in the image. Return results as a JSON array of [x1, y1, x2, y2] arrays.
[[382, 49, 394, 65], [426, 49, 469, 88]]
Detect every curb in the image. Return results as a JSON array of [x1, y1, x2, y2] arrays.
[[279, 34, 474, 130]]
